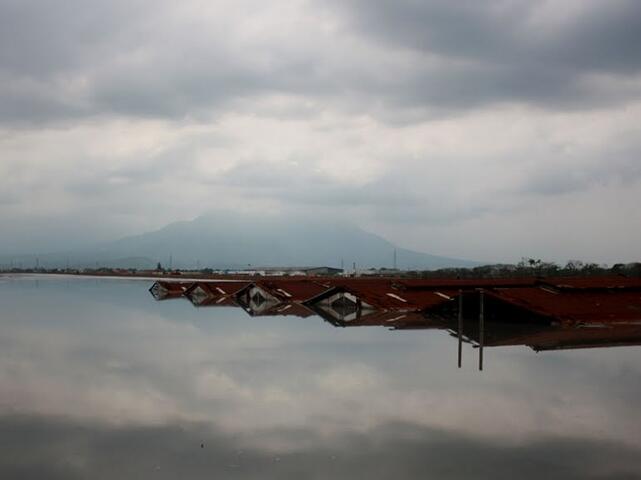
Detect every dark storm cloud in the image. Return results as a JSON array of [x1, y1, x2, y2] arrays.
[[333, 0, 641, 110], [2, 415, 641, 479], [0, 0, 271, 124], [336, 0, 641, 72], [0, 0, 143, 75], [2, 0, 641, 127], [0, 83, 87, 126], [0, 0, 148, 125]]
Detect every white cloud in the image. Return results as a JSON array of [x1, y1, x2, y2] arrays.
[[0, 0, 640, 262]]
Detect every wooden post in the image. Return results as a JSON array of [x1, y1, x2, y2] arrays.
[[479, 289, 484, 371], [458, 290, 463, 368]]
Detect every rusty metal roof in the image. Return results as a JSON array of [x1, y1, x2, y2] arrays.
[[305, 279, 459, 312], [393, 277, 539, 290], [148, 276, 641, 327], [156, 281, 192, 294], [481, 323, 641, 351], [189, 295, 240, 307], [244, 301, 316, 318], [251, 279, 330, 302], [486, 287, 641, 325], [539, 276, 641, 290], [184, 281, 252, 307], [184, 281, 251, 298], [149, 280, 193, 300], [318, 310, 433, 328]]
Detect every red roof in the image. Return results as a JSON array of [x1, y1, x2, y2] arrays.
[[156, 280, 192, 294], [539, 276, 641, 290], [393, 277, 539, 289], [149, 280, 193, 300], [485, 324, 641, 351], [322, 310, 426, 327], [306, 279, 458, 311], [268, 302, 316, 318], [486, 287, 641, 324], [185, 281, 251, 298], [252, 279, 330, 302], [190, 296, 239, 307], [148, 276, 641, 327], [245, 301, 316, 318]]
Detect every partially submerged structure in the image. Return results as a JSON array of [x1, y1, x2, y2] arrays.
[[184, 281, 250, 307], [147, 275, 641, 370], [149, 280, 193, 300], [302, 278, 540, 324], [235, 279, 328, 317], [149, 275, 641, 327], [485, 323, 641, 352]]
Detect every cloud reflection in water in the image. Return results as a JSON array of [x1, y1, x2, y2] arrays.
[[1, 276, 641, 478]]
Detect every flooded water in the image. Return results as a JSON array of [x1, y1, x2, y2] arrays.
[[2, 275, 641, 479]]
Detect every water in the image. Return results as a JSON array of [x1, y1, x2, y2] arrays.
[[1, 275, 641, 479]]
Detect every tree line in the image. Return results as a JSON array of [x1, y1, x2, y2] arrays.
[[404, 259, 641, 279]]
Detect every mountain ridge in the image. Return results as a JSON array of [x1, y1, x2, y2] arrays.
[[1, 213, 478, 270]]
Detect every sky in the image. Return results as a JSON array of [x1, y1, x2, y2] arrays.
[[1, 0, 641, 264]]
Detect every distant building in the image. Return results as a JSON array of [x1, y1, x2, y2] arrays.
[[298, 267, 343, 276], [227, 266, 343, 277]]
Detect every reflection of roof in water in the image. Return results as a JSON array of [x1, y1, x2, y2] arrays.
[[147, 277, 641, 361], [149, 280, 191, 300], [497, 324, 641, 352], [485, 287, 641, 325], [312, 308, 417, 327], [148, 276, 641, 327], [305, 280, 458, 312], [448, 319, 641, 352], [539, 276, 641, 291], [188, 295, 239, 307], [392, 277, 539, 289], [244, 301, 316, 318], [309, 305, 450, 330], [183, 281, 251, 307], [246, 279, 331, 302], [184, 281, 251, 298]]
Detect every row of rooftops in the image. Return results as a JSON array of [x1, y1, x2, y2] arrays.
[[150, 275, 641, 325], [148, 275, 641, 364]]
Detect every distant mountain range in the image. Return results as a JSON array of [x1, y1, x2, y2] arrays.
[[1, 213, 478, 270]]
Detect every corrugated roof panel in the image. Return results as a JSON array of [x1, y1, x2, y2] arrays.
[[254, 279, 330, 302], [487, 287, 641, 324], [540, 276, 641, 290]]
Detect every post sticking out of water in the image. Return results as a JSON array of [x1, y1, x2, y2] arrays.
[[458, 289, 463, 368], [479, 289, 485, 371]]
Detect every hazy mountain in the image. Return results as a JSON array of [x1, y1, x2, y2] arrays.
[[101, 212, 475, 270], [1, 213, 478, 270]]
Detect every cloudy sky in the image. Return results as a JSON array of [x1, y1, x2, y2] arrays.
[[1, 0, 641, 264]]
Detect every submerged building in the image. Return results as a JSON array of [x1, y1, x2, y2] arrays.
[[149, 280, 191, 301]]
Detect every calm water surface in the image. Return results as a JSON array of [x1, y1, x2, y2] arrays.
[[1, 275, 641, 479]]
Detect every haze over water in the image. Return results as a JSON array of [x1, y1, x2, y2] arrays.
[[1, 275, 641, 479]]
